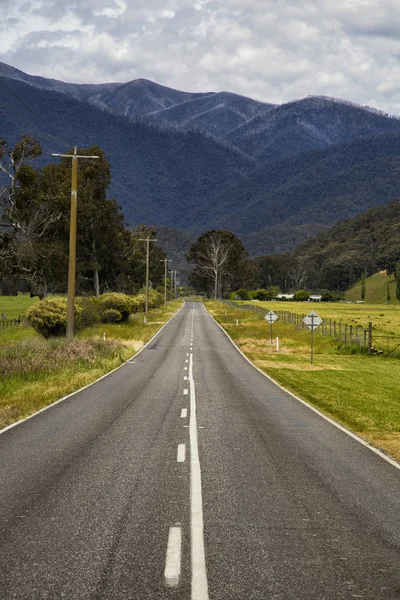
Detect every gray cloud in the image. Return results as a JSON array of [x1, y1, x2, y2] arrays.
[[1, 0, 400, 114]]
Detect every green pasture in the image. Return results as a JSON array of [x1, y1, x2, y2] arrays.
[[0, 294, 39, 319], [345, 272, 397, 304], [251, 299, 400, 336], [207, 301, 400, 463]]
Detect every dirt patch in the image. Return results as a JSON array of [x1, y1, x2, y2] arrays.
[[255, 359, 345, 372]]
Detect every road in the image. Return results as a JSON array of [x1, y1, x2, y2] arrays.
[[0, 301, 399, 599]]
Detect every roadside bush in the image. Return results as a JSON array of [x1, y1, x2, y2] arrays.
[[133, 293, 146, 312], [232, 288, 251, 300], [26, 297, 82, 338], [77, 296, 102, 328], [101, 308, 122, 323], [251, 288, 274, 301], [294, 290, 310, 301], [99, 293, 134, 322]]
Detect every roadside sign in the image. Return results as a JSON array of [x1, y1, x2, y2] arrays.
[[303, 311, 323, 364], [265, 311, 278, 343], [303, 311, 323, 330], [265, 311, 278, 324]]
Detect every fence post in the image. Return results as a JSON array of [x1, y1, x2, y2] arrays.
[[344, 323, 347, 343], [349, 325, 352, 343], [368, 322, 373, 352], [339, 322, 342, 341], [334, 321, 337, 338]]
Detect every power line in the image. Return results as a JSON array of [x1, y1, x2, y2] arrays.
[[0, 78, 72, 149]]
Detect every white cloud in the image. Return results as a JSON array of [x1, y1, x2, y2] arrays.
[[1, 0, 400, 113]]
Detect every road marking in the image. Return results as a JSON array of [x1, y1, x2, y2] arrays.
[[164, 526, 182, 587], [181, 408, 188, 418], [187, 353, 189, 356], [184, 367, 188, 371], [183, 388, 189, 395], [185, 359, 189, 363], [184, 376, 188, 381], [205, 304, 400, 471], [177, 444, 186, 462], [189, 351, 209, 599]]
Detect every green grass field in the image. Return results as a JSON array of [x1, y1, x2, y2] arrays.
[[0, 300, 182, 429], [207, 301, 400, 462], [252, 299, 400, 336], [0, 294, 39, 319], [345, 272, 397, 304]]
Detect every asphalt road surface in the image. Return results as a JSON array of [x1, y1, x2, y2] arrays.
[[0, 301, 399, 599]]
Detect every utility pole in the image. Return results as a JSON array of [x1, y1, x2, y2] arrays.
[[169, 270, 175, 300], [139, 236, 157, 313], [160, 258, 171, 306], [174, 270, 179, 299], [52, 147, 99, 339]]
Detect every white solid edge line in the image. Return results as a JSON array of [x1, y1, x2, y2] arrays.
[[181, 408, 188, 418], [203, 304, 400, 471], [164, 525, 182, 587], [177, 443, 186, 462], [0, 304, 186, 436], [189, 349, 209, 599]]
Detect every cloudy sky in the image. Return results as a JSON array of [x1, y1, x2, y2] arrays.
[[1, 0, 400, 113]]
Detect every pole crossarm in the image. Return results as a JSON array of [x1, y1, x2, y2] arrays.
[[52, 146, 99, 339]]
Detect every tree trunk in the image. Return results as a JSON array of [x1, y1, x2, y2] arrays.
[[214, 271, 218, 300], [94, 269, 100, 297]]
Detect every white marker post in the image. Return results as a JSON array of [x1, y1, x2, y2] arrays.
[[303, 311, 323, 365], [264, 310, 278, 344]]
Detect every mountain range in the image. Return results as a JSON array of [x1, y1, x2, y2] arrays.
[[2, 61, 400, 260]]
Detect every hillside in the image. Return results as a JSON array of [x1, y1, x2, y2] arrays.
[[229, 96, 400, 163], [345, 272, 397, 304], [4, 63, 400, 256], [198, 134, 400, 254], [0, 76, 253, 228], [292, 200, 400, 290]]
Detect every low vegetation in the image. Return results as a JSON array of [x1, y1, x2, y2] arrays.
[[0, 300, 182, 429], [206, 301, 400, 462]]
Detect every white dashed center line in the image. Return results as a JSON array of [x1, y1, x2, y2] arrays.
[[177, 444, 186, 462], [164, 526, 182, 587]]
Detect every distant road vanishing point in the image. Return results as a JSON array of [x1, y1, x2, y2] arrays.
[[0, 302, 399, 599]]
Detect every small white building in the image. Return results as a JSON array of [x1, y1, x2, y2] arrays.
[[275, 294, 295, 301], [309, 295, 322, 302]]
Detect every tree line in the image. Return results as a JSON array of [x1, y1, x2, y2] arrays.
[[0, 136, 167, 298]]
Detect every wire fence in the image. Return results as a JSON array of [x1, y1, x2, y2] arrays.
[[0, 316, 27, 333], [222, 301, 400, 356]]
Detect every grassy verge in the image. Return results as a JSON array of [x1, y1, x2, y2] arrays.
[[0, 301, 182, 429], [206, 301, 400, 462]]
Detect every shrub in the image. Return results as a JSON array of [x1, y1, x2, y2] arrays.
[[77, 296, 102, 328], [251, 288, 274, 301], [101, 308, 122, 323], [233, 288, 251, 300], [294, 290, 310, 301], [99, 293, 134, 322], [26, 298, 82, 338], [133, 293, 146, 312]]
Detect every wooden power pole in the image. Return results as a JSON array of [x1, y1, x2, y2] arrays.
[[160, 258, 171, 306], [139, 236, 157, 313], [52, 147, 99, 339]]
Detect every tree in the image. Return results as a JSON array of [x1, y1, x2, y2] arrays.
[[361, 273, 366, 301], [387, 282, 391, 302], [396, 263, 400, 302], [187, 230, 251, 298]]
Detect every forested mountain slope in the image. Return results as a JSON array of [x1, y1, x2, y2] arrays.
[[0, 76, 253, 228], [229, 96, 400, 163]]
